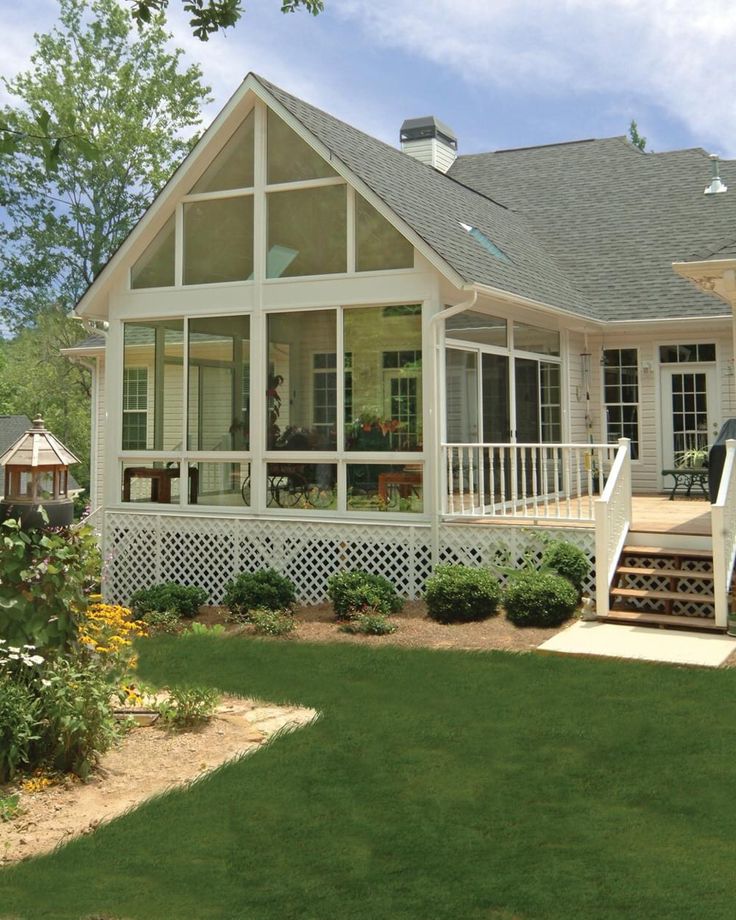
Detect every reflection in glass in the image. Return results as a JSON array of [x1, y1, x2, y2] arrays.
[[190, 111, 255, 193], [513, 322, 560, 356], [188, 316, 250, 451], [189, 461, 251, 506], [121, 462, 182, 504], [355, 194, 413, 272], [123, 321, 184, 450], [267, 186, 346, 278], [347, 464, 423, 513], [184, 197, 253, 285], [446, 310, 507, 348], [267, 110, 337, 184], [131, 216, 175, 289], [265, 462, 337, 510], [267, 310, 337, 450], [344, 305, 422, 451]]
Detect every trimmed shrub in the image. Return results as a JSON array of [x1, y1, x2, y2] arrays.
[[327, 571, 403, 620], [425, 565, 501, 624], [223, 570, 296, 618], [541, 540, 591, 594], [503, 571, 578, 628], [339, 612, 398, 635], [249, 609, 297, 637], [129, 583, 207, 620]]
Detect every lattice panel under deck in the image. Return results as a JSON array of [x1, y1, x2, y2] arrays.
[[104, 513, 597, 605], [439, 524, 596, 595], [104, 513, 438, 605]]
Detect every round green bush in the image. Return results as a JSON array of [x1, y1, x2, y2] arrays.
[[327, 571, 403, 620], [223, 569, 296, 618], [424, 565, 501, 623], [541, 540, 591, 594], [129, 583, 207, 620], [503, 571, 578, 628]]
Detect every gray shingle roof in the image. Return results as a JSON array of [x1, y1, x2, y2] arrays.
[[255, 76, 597, 319], [64, 334, 105, 351], [449, 137, 734, 321]]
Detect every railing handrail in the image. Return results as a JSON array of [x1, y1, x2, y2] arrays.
[[442, 441, 615, 450], [711, 439, 736, 628], [594, 438, 632, 617]]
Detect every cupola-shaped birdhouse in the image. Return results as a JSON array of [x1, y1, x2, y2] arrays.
[[0, 416, 80, 528]]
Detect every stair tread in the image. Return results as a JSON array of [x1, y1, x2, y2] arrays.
[[611, 586, 715, 603], [600, 609, 722, 632], [616, 565, 714, 580], [622, 545, 713, 560]]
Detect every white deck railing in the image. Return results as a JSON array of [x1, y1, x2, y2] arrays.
[[442, 442, 617, 522], [711, 439, 736, 629], [594, 438, 632, 618]]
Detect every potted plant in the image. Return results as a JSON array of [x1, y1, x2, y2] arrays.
[[676, 445, 709, 468]]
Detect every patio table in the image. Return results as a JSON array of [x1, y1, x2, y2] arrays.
[[661, 467, 708, 501]]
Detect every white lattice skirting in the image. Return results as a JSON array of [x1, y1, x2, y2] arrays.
[[103, 512, 596, 605]]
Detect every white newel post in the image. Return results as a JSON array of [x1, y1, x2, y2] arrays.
[[712, 439, 736, 630], [594, 438, 632, 618]]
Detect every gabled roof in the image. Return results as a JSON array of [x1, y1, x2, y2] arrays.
[[449, 138, 735, 322], [255, 76, 595, 319]]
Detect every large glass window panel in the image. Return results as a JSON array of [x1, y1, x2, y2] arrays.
[[344, 305, 422, 452], [445, 349, 479, 443], [355, 194, 413, 272], [131, 215, 175, 289], [184, 196, 253, 285], [188, 316, 250, 451], [446, 310, 507, 348], [123, 321, 184, 450], [513, 322, 560, 356], [347, 464, 423, 513], [190, 111, 254, 193], [190, 461, 251, 506], [267, 310, 337, 450], [604, 348, 639, 459], [121, 462, 182, 504], [267, 185, 346, 278], [265, 462, 337, 510], [267, 109, 338, 184]]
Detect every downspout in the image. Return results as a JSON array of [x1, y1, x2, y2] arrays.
[[429, 289, 478, 568]]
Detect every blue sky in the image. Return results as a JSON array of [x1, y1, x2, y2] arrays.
[[3, 0, 736, 158]]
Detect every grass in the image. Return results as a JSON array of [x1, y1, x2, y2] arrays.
[[2, 638, 736, 919]]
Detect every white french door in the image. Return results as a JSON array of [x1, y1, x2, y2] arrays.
[[660, 364, 719, 470]]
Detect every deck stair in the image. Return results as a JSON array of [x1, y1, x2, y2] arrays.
[[601, 532, 724, 632]]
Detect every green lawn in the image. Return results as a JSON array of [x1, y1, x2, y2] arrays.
[[2, 638, 736, 919]]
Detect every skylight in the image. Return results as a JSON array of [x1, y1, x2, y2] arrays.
[[459, 222, 510, 262]]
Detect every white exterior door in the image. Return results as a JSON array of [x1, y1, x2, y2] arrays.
[[660, 365, 719, 470]]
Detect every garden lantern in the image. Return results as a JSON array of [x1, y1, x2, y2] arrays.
[[0, 416, 80, 528]]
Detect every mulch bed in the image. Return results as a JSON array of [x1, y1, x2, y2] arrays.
[[196, 601, 563, 653]]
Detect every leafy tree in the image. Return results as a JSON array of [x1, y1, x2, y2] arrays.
[[0, 310, 92, 489], [628, 119, 648, 152], [0, 0, 211, 330], [129, 0, 324, 41]]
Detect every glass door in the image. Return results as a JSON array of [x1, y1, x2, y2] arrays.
[[661, 366, 719, 470]]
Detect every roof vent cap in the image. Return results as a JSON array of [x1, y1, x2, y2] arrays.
[[705, 153, 727, 195], [400, 116, 457, 173]]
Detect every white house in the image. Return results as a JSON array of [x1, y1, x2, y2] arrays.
[[66, 74, 736, 629]]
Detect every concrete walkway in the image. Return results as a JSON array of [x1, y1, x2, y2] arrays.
[[539, 620, 736, 667]]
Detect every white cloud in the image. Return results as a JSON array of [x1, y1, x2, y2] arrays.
[[334, 0, 736, 154]]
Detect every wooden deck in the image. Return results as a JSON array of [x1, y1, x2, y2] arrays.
[[630, 494, 711, 537]]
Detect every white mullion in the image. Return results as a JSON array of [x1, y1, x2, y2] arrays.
[[337, 306, 346, 510], [180, 316, 189, 506], [254, 100, 267, 285], [264, 176, 346, 194], [346, 186, 356, 275], [175, 204, 184, 287], [181, 188, 255, 203], [252, 100, 267, 513]]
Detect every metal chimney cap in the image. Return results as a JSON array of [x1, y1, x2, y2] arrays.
[[705, 153, 727, 195], [400, 116, 457, 150]]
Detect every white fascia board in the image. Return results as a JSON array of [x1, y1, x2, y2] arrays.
[[248, 77, 467, 290], [469, 282, 604, 330], [74, 76, 256, 319]]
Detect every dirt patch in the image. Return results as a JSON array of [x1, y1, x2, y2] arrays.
[[204, 600, 563, 652], [0, 697, 316, 865]]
